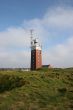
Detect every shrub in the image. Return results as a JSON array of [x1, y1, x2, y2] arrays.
[[58, 87, 67, 95], [0, 74, 26, 92]]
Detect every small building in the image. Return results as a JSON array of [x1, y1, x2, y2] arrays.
[[42, 64, 52, 68]]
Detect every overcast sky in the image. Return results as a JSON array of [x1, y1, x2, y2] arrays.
[[0, 0, 73, 68]]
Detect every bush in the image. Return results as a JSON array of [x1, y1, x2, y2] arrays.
[[0, 74, 26, 92], [58, 87, 67, 95]]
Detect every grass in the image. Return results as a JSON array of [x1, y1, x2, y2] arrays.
[[0, 68, 73, 110]]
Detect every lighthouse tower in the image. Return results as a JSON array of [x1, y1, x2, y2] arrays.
[[31, 36, 42, 70]]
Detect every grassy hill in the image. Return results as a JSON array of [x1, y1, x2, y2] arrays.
[[0, 68, 73, 110]]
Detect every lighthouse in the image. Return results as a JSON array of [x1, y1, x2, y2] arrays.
[[31, 35, 42, 70]]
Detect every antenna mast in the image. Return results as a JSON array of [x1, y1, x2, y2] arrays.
[[30, 29, 34, 43]]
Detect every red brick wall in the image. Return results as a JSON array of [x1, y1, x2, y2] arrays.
[[36, 50, 42, 69], [31, 49, 42, 70]]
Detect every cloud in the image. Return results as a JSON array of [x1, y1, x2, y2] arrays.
[[0, 27, 31, 68], [44, 7, 73, 29], [43, 36, 73, 67], [0, 6, 73, 68], [0, 50, 30, 68], [0, 27, 31, 49]]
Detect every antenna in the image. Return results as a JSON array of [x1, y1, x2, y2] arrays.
[[30, 29, 34, 47], [30, 29, 34, 41]]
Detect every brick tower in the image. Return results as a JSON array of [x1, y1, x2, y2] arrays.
[[31, 37, 42, 70]]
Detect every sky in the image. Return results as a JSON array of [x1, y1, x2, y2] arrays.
[[0, 0, 73, 68]]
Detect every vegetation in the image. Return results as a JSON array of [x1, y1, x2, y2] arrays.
[[0, 74, 27, 92], [0, 68, 73, 110]]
